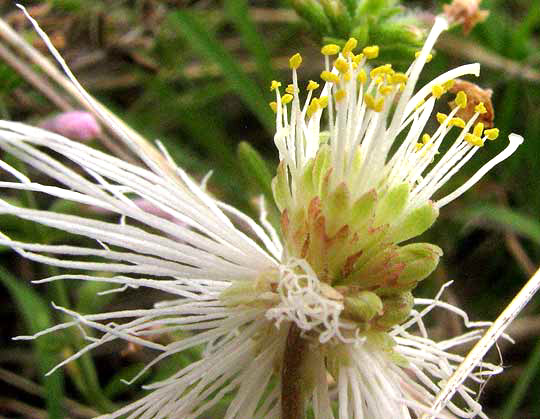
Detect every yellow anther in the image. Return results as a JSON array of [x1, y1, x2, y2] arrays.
[[374, 98, 385, 112], [473, 122, 484, 137], [415, 143, 424, 151], [335, 89, 346, 102], [442, 79, 455, 90], [449, 117, 465, 128], [415, 50, 433, 63], [352, 53, 364, 64], [364, 93, 376, 109], [342, 37, 358, 57], [281, 94, 293, 105], [285, 84, 296, 94], [474, 102, 487, 114], [431, 84, 445, 99], [357, 69, 367, 84], [415, 98, 425, 109], [391, 72, 408, 84], [289, 53, 302, 69], [379, 85, 394, 96], [374, 76, 384, 85], [343, 71, 351, 82], [320, 70, 340, 84], [319, 96, 329, 108], [363, 45, 379, 59], [307, 80, 320, 91], [307, 98, 320, 117], [270, 80, 281, 91], [321, 44, 340, 56], [484, 128, 499, 140], [334, 57, 349, 74], [464, 133, 484, 147], [422, 133, 431, 144], [364, 93, 384, 112], [370, 64, 393, 79], [455, 91, 467, 109], [436, 112, 448, 124], [269, 101, 277, 113]]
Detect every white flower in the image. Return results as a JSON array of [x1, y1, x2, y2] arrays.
[[0, 9, 522, 419]]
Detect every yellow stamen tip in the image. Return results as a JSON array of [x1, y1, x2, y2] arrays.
[[465, 133, 484, 147], [307, 80, 320, 91], [307, 98, 320, 117], [285, 84, 296, 94], [270, 80, 281, 91], [320, 70, 340, 84], [436, 112, 448, 124], [379, 85, 394, 96], [431, 84, 445, 99], [449, 117, 465, 128], [364, 93, 384, 112], [289, 53, 302, 69], [455, 91, 467, 109], [342, 37, 358, 57], [473, 122, 484, 137], [362, 45, 379, 59], [415, 143, 423, 151], [334, 57, 349, 74], [474, 102, 487, 114], [422, 133, 431, 144], [335, 89, 346, 102], [357, 69, 367, 84], [391, 72, 408, 84], [352, 53, 364, 64], [319, 96, 329, 109], [321, 44, 340, 56], [484, 128, 499, 140], [370, 64, 393, 79], [281, 94, 293, 105], [269, 101, 277, 113]]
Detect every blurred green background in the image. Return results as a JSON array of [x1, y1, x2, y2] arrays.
[[0, 0, 539, 418]]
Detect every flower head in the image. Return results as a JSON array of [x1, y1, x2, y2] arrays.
[[0, 9, 522, 419]]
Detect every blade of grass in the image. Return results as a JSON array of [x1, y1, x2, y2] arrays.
[[501, 337, 540, 419], [13, 159, 114, 412], [224, 0, 276, 84], [169, 10, 274, 133], [460, 205, 540, 246], [237, 141, 274, 203], [0, 266, 65, 419]]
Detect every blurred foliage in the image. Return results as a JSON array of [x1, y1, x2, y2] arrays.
[[0, 0, 538, 418]]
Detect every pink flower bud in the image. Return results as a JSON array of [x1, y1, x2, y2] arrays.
[[40, 111, 101, 141]]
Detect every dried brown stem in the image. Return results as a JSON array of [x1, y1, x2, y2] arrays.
[[281, 323, 307, 419], [438, 33, 540, 83]]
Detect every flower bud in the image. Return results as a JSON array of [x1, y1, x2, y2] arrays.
[[40, 111, 101, 141]]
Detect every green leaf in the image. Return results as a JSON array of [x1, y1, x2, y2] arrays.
[[237, 141, 275, 202], [0, 267, 65, 419], [224, 0, 276, 84], [501, 338, 540, 419], [460, 205, 540, 246], [169, 10, 274, 132]]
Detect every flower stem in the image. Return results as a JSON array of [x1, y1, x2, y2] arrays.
[[281, 323, 307, 419]]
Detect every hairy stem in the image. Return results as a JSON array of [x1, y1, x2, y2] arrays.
[[281, 323, 307, 419]]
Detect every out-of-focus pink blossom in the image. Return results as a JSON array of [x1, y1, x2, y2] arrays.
[[40, 111, 101, 141]]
